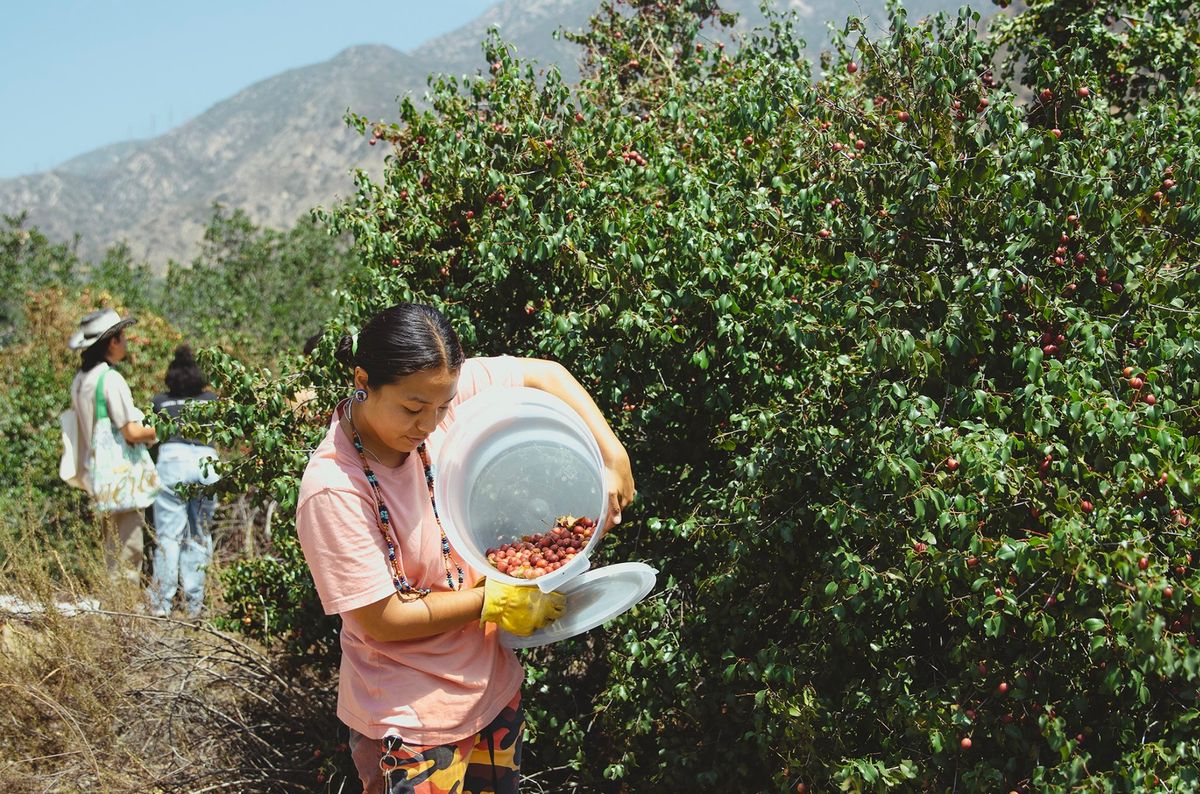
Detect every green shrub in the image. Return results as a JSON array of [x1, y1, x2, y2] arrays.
[[202, 0, 1200, 790]]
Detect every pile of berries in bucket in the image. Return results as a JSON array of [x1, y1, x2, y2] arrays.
[[485, 515, 596, 579]]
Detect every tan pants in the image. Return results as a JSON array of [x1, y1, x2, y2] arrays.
[[102, 509, 144, 582]]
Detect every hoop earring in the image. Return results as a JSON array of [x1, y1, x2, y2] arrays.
[[353, 389, 368, 403]]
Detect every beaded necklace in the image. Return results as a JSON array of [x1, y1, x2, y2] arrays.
[[345, 401, 463, 596]]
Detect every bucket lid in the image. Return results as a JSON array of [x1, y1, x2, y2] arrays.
[[500, 561, 658, 649]]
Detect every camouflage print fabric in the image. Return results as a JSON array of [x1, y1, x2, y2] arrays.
[[351, 692, 523, 794]]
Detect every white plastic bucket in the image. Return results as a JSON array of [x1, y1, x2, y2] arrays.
[[435, 387, 609, 592]]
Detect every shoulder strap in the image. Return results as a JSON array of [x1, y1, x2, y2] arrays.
[[94, 369, 111, 421]]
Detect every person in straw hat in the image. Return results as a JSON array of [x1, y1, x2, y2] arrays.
[[68, 308, 158, 582]]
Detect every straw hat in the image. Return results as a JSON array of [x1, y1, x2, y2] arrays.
[[68, 308, 137, 351]]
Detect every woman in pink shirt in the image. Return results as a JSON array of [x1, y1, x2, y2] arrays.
[[295, 303, 634, 794]]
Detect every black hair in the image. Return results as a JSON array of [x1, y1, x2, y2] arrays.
[[334, 304, 464, 388], [79, 330, 123, 372], [302, 331, 324, 357], [165, 345, 208, 397]]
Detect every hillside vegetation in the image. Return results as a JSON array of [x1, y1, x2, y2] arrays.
[[4, 0, 1200, 790]]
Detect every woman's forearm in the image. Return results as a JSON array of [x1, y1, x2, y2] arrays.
[[520, 359, 627, 461], [520, 358, 635, 527], [347, 587, 486, 643], [121, 421, 157, 445]]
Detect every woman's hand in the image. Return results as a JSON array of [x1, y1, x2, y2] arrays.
[[602, 444, 635, 534]]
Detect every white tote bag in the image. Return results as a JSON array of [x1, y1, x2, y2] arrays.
[[58, 407, 86, 490], [90, 370, 160, 513]]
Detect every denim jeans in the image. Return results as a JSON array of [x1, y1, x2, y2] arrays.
[[148, 442, 218, 617]]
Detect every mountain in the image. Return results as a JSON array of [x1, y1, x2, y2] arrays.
[[0, 0, 980, 270]]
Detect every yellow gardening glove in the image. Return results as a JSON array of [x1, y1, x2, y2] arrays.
[[478, 577, 567, 637]]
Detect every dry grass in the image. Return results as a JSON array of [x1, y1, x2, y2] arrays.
[[0, 509, 352, 793]]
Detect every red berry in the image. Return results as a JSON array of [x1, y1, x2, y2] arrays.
[[1129, 377, 1144, 389], [1139, 557, 1149, 570], [1051, 128, 1062, 139], [855, 139, 866, 150], [1081, 500, 1094, 513], [960, 737, 972, 749], [1144, 393, 1156, 405], [946, 457, 959, 471], [1040, 88, 1053, 101], [1077, 86, 1090, 97], [1164, 586, 1175, 598], [897, 110, 911, 122], [847, 62, 858, 74], [998, 681, 1009, 694], [1122, 366, 1134, 377]]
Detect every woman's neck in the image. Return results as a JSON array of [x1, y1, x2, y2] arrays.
[[342, 402, 408, 469]]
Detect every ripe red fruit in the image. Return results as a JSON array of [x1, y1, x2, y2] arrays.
[[1081, 500, 1094, 513], [855, 139, 866, 150], [998, 681, 1009, 694], [1154, 191, 1164, 202], [946, 457, 959, 471], [1077, 86, 1091, 97], [818, 229, 832, 239], [1164, 586, 1174, 598], [1042, 344, 1058, 355], [575, 112, 585, 123], [994, 587, 1004, 598], [914, 541, 928, 554], [1128, 376, 1143, 389], [390, 258, 400, 267], [1040, 88, 1054, 101], [1050, 128, 1063, 139], [1163, 178, 1176, 189], [847, 62, 858, 74], [960, 737, 972, 749], [897, 110, 911, 122], [1111, 282, 1125, 293], [1122, 366, 1134, 377], [490, 61, 502, 73], [1139, 557, 1149, 570], [967, 557, 979, 568], [1143, 393, 1156, 405], [1075, 252, 1086, 263]]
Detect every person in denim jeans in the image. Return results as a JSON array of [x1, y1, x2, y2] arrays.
[[147, 346, 219, 618]]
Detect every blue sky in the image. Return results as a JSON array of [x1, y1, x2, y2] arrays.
[[0, 1, 499, 178]]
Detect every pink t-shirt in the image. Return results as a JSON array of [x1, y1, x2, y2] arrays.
[[296, 356, 525, 744]]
